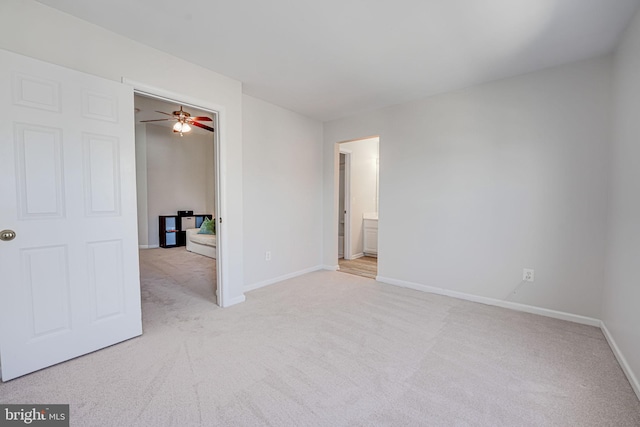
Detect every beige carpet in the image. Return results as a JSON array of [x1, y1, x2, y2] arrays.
[[1, 248, 639, 426]]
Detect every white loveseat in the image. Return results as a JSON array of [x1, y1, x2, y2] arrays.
[[185, 228, 216, 259]]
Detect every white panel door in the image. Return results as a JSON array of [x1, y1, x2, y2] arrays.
[[0, 50, 142, 381]]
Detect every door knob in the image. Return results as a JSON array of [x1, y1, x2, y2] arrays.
[[0, 230, 16, 241]]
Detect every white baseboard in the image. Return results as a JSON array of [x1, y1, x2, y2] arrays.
[[244, 265, 324, 292], [600, 321, 640, 401], [222, 294, 246, 308], [351, 253, 364, 260], [375, 276, 601, 327], [323, 264, 340, 271]]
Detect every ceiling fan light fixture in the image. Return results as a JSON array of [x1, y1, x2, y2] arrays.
[[173, 121, 191, 135]]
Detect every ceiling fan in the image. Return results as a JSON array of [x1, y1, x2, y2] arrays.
[[139, 106, 214, 136]]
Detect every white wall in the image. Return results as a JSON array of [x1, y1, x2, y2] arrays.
[[144, 124, 214, 247], [339, 137, 379, 257], [0, 0, 245, 304], [324, 56, 612, 318], [242, 95, 323, 289], [602, 9, 640, 397]]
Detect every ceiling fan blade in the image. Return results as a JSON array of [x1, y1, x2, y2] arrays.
[[191, 121, 214, 132], [154, 110, 174, 116], [190, 116, 213, 122], [139, 118, 171, 122]]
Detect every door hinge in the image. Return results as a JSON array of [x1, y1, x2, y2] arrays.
[[219, 217, 222, 224]]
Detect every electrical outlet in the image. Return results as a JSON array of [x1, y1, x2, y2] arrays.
[[523, 268, 534, 282], [265, 251, 271, 261]]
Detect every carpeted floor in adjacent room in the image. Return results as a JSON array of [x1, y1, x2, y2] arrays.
[[1, 248, 639, 426]]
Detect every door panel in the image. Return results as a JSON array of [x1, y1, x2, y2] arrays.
[[15, 123, 65, 218], [23, 245, 71, 338], [0, 49, 142, 381], [87, 239, 125, 321], [83, 133, 121, 215]]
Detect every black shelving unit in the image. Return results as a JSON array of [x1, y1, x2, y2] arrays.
[[159, 214, 212, 248], [159, 215, 179, 248]]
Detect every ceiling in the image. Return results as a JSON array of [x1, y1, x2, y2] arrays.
[[37, 0, 640, 122]]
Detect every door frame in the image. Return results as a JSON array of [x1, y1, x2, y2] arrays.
[[335, 135, 380, 267], [339, 149, 352, 260], [123, 79, 228, 307]]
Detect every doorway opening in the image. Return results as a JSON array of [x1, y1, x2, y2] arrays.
[[336, 136, 379, 279], [133, 91, 222, 306]]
